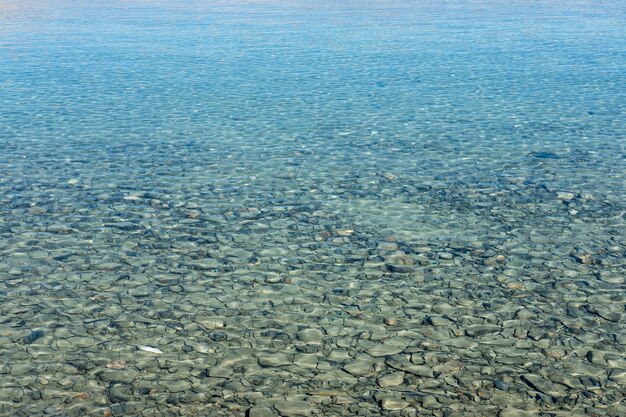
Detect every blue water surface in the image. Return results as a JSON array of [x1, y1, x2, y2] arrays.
[[0, 1, 625, 416]]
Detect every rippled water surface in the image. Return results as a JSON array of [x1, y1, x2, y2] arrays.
[[1, 1, 625, 416]]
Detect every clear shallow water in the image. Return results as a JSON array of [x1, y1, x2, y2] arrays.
[[1, 1, 625, 416]]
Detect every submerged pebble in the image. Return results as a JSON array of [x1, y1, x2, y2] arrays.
[[23, 330, 44, 345]]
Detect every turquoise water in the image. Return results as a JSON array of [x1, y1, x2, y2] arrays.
[[1, 1, 625, 416]]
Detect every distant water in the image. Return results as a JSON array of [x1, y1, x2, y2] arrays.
[[1, 1, 625, 416]]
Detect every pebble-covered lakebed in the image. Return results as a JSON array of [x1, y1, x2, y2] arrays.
[[1, 1, 625, 416]]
